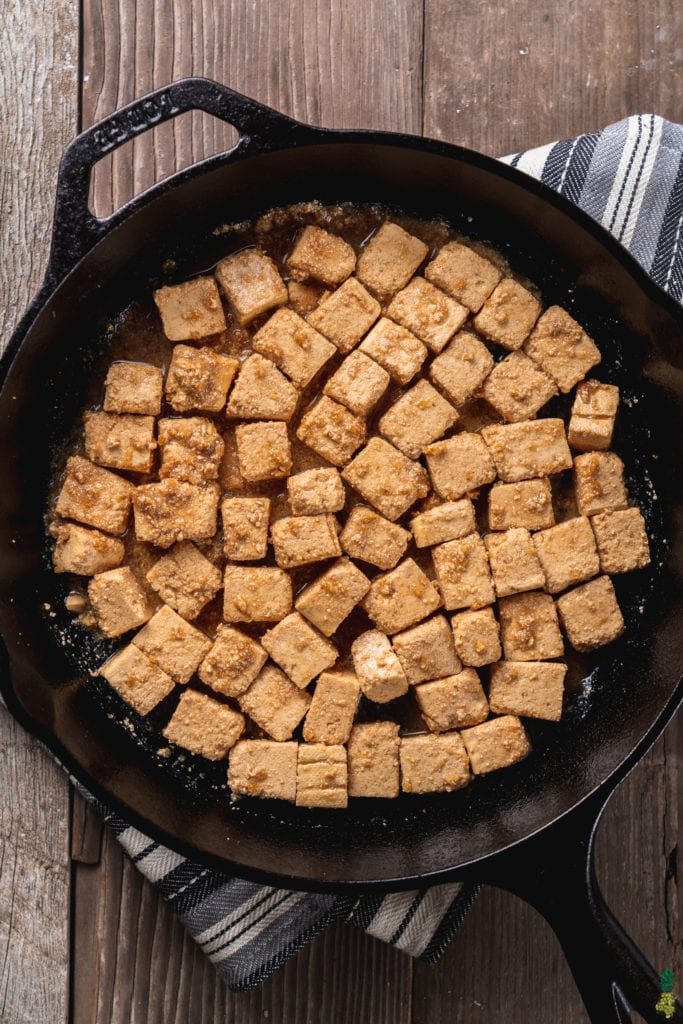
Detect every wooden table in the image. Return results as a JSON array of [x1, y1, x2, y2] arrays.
[[1, 1, 681, 1020]]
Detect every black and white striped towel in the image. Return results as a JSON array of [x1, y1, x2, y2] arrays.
[[87, 113, 683, 990]]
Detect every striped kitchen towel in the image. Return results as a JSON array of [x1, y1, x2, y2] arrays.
[[93, 113, 683, 991]]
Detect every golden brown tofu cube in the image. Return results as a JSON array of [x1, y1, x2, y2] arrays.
[[481, 419, 572, 482], [103, 361, 163, 415], [568, 415, 614, 452], [323, 350, 390, 417], [356, 222, 429, 299], [296, 395, 366, 467], [410, 500, 476, 548], [225, 354, 299, 422], [215, 248, 287, 325], [235, 421, 292, 483], [238, 664, 311, 741], [295, 558, 371, 636], [428, 329, 495, 406], [165, 345, 238, 414], [489, 661, 566, 722], [288, 225, 356, 286], [158, 417, 224, 484], [481, 351, 558, 423], [296, 743, 348, 808], [386, 277, 468, 353], [425, 241, 501, 312], [392, 614, 461, 684], [339, 506, 410, 569], [308, 277, 381, 354], [488, 478, 555, 532], [347, 721, 400, 798], [556, 575, 625, 652], [154, 277, 226, 341], [591, 508, 651, 574], [221, 496, 270, 561], [252, 307, 335, 387], [473, 277, 541, 349], [379, 380, 458, 459], [98, 644, 175, 715], [484, 527, 546, 598], [287, 468, 346, 516], [342, 438, 429, 521], [461, 715, 531, 774], [132, 605, 212, 683], [53, 523, 124, 576], [416, 667, 489, 731], [432, 533, 495, 611], [146, 541, 221, 620], [163, 689, 244, 760], [271, 514, 341, 569], [498, 591, 564, 661], [451, 607, 501, 667], [400, 732, 471, 793], [228, 739, 298, 802], [524, 306, 601, 393], [84, 411, 156, 474], [223, 566, 292, 623], [574, 379, 620, 417], [358, 317, 427, 385], [88, 566, 153, 638], [532, 516, 600, 594], [351, 629, 409, 703], [362, 558, 441, 635], [133, 480, 219, 548], [425, 433, 496, 501], [573, 451, 628, 517], [303, 671, 360, 744], [198, 625, 267, 698], [261, 612, 338, 689]]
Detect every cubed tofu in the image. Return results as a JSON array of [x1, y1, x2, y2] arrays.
[[221, 497, 271, 561], [432, 534, 495, 610], [288, 225, 356, 286], [573, 451, 628, 517], [287, 468, 346, 516], [356, 222, 429, 299], [347, 721, 400, 798], [590, 508, 651, 574], [98, 644, 175, 715], [498, 591, 564, 661], [154, 276, 227, 341], [287, 280, 324, 316], [532, 516, 600, 594], [339, 506, 410, 569], [416, 668, 489, 731], [484, 527, 546, 598], [461, 715, 531, 774], [362, 558, 441, 634], [489, 661, 565, 722], [133, 480, 219, 548], [225, 354, 299, 422], [425, 433, 496, 500], [296, 744, 348, 808], [132, 604, 212, 683], [400, 732, 471, 793], [378, 380, 458, 459], [428, 330, 495, 406], [271, 514, 341, 569], [567, 415, 614, 452], [425, 241, 501, 312], [410, 500, 476, 548], [103, 361, 163, 415], [235, 421, 292, 483], [392, 614, 461, 684], [295, 558, 371, 636], [473, 277, 541, 349], [215, 248, 287, 325], [351, 629, 409, 703], [524, 306, 601, 392], [481, 419, 572, 482], [145, 541, 221, 619], [238, 664, 311, 741], [165, 344, 238, 413], [84, 411, 156, 474], [88, 566, 153, 638], [323, 350, 390, 417], [252, 308, 335, 387], [386, 277, 468, 353], [261, 612, 338, 689], [296, 395, 366, 467], [488, 478, 555, 531], [158, 417, 224, 484], [307, 277, 381, 354], [163, 689, 244, 760], [223, 566, 292, 623], [451, 607, 502, 667], [342, 438, 429, 521], [303, 671, 360, 744], [358, 318, 427, 385], [573, 379, 620, 417], [556, 575, 625, 652], [198, 625, 268, 698], [228, 739, 298, 802], [53, 523, 124, 575], [481, 351, 558, 423]]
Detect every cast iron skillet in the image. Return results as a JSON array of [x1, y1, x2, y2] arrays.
[[0, 78, 681, 1022]]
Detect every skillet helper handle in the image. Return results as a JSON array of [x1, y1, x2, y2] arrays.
[[46, 77, 303, 287]]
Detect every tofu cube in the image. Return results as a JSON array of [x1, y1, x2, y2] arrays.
[[296, 744, 348, 808], [223, 566, 293, 623], [238, 664, 311, 741], [88, 566, 153, 638], [481, 419, 572, 482], [362, 558, 441, 634], [221, 497, 270, 561], [235, 421, 292, 482], [351, 629, 409, 703], [158, 417, 224, 484], [451, 607, 502, 667], [425, 433, 496, 500], [133, 480, 219, 548], [498, 591, 564, 661], [416, 667, 489, 731], [271, 514, 341, 569], [303, 671, 360, 744], [386, 277, 468, 352], [532, 516, 600, 594], [307, 277, 381, 354], [98, 644, 175, 715], [573, 379, 620, 417], [524, 306, 601, 392], [163, 689, 244, 760], [392, 614, 461, 684], [481, 351, 558, 422], [288, 280, 325, 316], [145, 541, 221, 619], [356, 222, 429, 299], [288, 225, 356, 286], [153, 276, 227, 341], [488, 478, 555, 532], [400, 732, 471, 793], [225, 353, 299, 422], [573, 451, 629, 517], [410, 500, 476, 548], [429, 330, 495, 406], [358, 317, 427, 384], [132, 605, 212, 683], [489, 661, 566, 722], [104, 361, 163, 415], [339, 506, 410, 569], [287, 468, 346, 516], [460, 715, 531, 774], [215, 248, 287, 325], [425, 241, 501, 312], [342, 438, 429, 521], [347, 722, 400, 798], [198, 625, 267, 698], [84, 412, 156, 474], [53, 523, 124, 576], [568, 415, 614, 452], [323, 350, 390, 417], [261, 612, 338, 688], [165, 344, 239, 413], [432, 534, 495, 610], [473, 278, 541, 350], [484, 527, 546, 598], [591, 508, 651, 574], [252, 308, 335, 387], [295, 558, 371, 636], [228, 739, 298, 802], [296, 395, 366, 467], [378, 380, 458, 459], [556, 575, 625, 651]]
